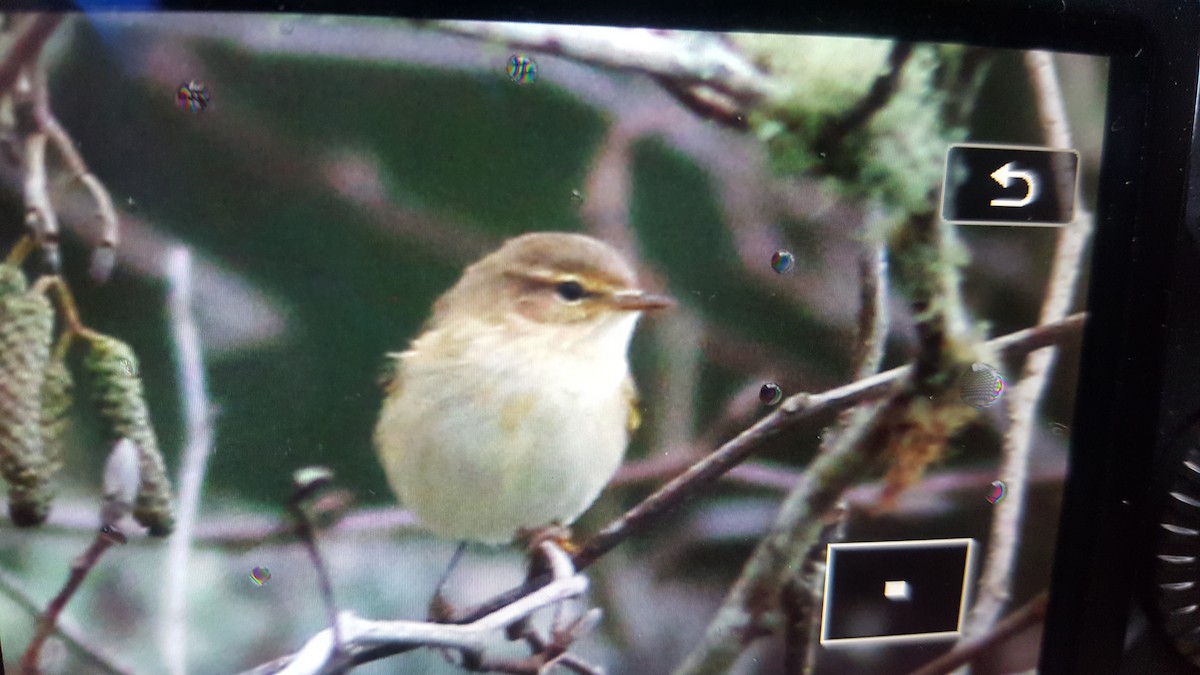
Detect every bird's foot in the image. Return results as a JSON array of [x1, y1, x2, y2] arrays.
[[515, 523, 577, 556], [427, 588, 456, 623]]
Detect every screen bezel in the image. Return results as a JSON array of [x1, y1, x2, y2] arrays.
[[9, 1, 1200, 672]]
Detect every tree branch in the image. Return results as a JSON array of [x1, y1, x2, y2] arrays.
[[852, 235, 890, 380], [20, 527, 125, 673], [0, 13, 62, 95], [239, 572, 590, 675], [962, 50, 1091, 641], [814, 43, 915, 159], [29, 67, 120, 281], [3, 19, 119, 277], [431, 20, 776, 110], [15, 64, 61, 271]]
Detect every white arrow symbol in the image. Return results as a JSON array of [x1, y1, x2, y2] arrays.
[[989, 162, 1039, 208]]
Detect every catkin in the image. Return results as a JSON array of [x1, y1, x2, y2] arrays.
[[84, 335, 175, 536], [40, 356, 73, 479], [0, 264, 27, 297], [0, 264, 55, 526]]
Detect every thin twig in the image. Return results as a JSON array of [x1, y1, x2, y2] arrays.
[[160, 247, 214, 675], [0, 565, 134, 675], [453, 313, 1084, 625], [962, 50, 1091, 640], [0, 13, 62, 95], [29, 67, 120, 281], [3, 38, 118, 276], [19, 527, 125, 673], [909, 591, 1048, 675], [814, 43, 915, 160], [241, 574, 590, 675], [16, 66, 60, 271], [549, 653, 607, 675], [288, 476, 346, 665]]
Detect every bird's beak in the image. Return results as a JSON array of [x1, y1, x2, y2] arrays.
[[611, 290, 675, 312]]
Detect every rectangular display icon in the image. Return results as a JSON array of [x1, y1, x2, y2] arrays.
[[942, 144, 1079, 226], [821, 539, 976, 645]]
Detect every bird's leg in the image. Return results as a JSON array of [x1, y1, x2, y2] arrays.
[[428, 541, 467, 623]]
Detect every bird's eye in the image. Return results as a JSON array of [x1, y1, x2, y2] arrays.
[[555, 280, 586, 302]]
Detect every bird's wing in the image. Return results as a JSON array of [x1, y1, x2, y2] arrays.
[[624, 375, 642, 434]]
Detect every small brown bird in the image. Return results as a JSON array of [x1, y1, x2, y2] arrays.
[[375, 232, 671, 545]]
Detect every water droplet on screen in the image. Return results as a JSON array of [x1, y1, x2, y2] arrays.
[[759, 383, 783, 405], [507, 54, 538, 84], [986, 480, 1006, 504], [770, 250, 795, 274], [959, 363, 1005, 409], [176, 81, 210, 113], [250, 566, 272, 586]]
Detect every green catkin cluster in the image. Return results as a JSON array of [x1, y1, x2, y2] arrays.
[[0, 263, 26, 296], [84, 335, 175, 536], [0, 264, 56, 526]]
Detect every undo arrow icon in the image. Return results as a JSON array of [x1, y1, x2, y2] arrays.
[[989, 162, 1039, 208]]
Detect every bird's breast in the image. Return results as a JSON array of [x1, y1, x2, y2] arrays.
[[376, 334, 632, 543]]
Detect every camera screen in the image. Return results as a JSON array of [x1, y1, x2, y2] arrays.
[[0, 13, 1106, 675]]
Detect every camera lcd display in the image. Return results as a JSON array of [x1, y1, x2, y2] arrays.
[[0, 13, 1107, 675]]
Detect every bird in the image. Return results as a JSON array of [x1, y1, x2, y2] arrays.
[[374, 232, 672, 549]]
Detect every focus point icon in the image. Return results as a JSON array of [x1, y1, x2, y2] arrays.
[[884, 580, 912, 601]]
